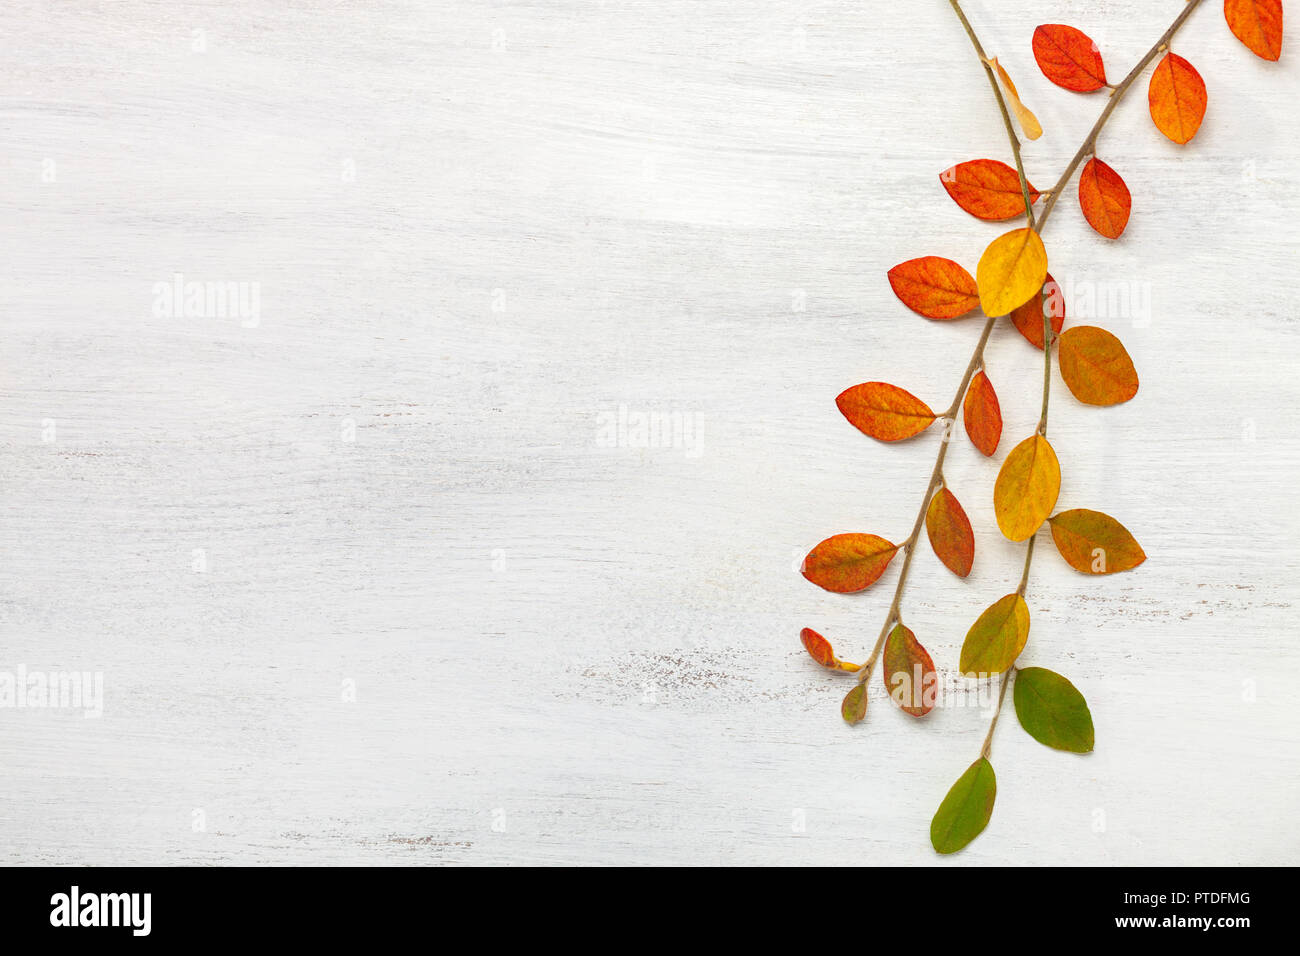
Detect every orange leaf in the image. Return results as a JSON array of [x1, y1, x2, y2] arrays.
[[836, 382, 937, 442], [985, 57, 1043, 140], [799, 627, 860, 672], [993, 435, 1060, 542], [887, 257, 980, 319], [962, 370, 1002, 458], [940, 159, 1040, 221], [1224, 0, 1283, 61], [926, 487, 975, 578], [1078, 157, 1132, 239], [882, 624, 936, 717], [1032, 24, 1108, 92], [1048, 509, 1147, 574], [799, 627, 837, 668], [1058, 326, 1139, 406], [1149, 53, 1207, 145], [976, 227, 1048, 317], [1008, 274, 1065, 350], [802, 533, 899, 593]]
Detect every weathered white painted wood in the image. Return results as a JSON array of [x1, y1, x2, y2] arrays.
[[1, 0, 1296, 865]]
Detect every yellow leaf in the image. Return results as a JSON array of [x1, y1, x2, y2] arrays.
[[993, 434, 1060, 541], [985, 56, 1042, 140], [976, 228, 1048, 318]]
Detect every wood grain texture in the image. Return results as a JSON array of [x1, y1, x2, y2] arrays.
[[1, 0, 1298, 865]]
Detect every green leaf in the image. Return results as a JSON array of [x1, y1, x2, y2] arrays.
[[930, 757, 997, 855], [841, 683, 867, 725], [958, 594, 1030, 675], [1013, 667, 1095, 753]]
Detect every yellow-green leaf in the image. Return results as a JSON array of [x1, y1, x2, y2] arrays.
[[993, 434, 1060, 541], [841, 683, 867, 725], [930, 757, 997, 855], [1048, 509, 1146, 574], [1013, 667, 1095, 753], [976, 227, 1048, 318], [959, 593, 1030, 675]]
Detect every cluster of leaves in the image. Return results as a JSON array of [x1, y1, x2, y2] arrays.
[[796, 1, 1282, 854]]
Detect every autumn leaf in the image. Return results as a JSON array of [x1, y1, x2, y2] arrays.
[[1224, 0, 1283, 61], [962, 370, 1002, 458], [1078, 157, 1132, 239], [959, 593, 1030, 674], [1149, 52, 1207, 145], [976, 227, 1048, 317], [1009, 274, 1065, 349], [836, 382, 937, 442], [1013, 667, 1095, 753], [930, 758, 996, 854], [1032, 24, 1108, 92], [984, 57, 1043, 140], [1048, 509, 1147, 574], [882, 623, 936, 717], [939, 159, 1040, 221], [925, 487, 975, 578], [887, 256, 980, 319], [841, 682, 868, 725], [1057, 326, 1139, 406], [802, 533, 899, 593], [799, 627, 862, 672], [993, 434, 1060, 541]]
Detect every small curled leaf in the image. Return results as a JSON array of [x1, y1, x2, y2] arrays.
[[959, 593, 1030, 675], [962, 370, 1002, 458], [887, 257, 980, 319], [930, 757, 996, 855], [1032, 24, 1108, 92], [802, 533, 899, 594], [836, 382, 937, 442], [800, 627, 862, 671], [1224, 0, 1283, 62], [883, 624, 936, 717], [976, 227, 1048, 318], [1149, 52, 1207, 145], [1013, 667, 1095, 753], [841, 683, 868, 725], [1048, 509, 1146, 574], [1079, 157, 1132, 240], [1008, 274, 1065, 350], [993, 434, 1060, 542], [926, 487, 975, 578], [984, 57, 1042, 140], [939, 159, 1040, 221], [1058, 326, 1139, 406]]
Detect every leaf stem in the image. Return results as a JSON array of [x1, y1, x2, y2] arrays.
[[947, 0, 1037, 229], [856, 314, 996, 684], [979, 666, 1014, 760], [975, 0, 1206, 755], [1036, 0, 1206, 231]]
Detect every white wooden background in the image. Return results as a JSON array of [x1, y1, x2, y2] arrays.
[[2, 0, 1297, 866]]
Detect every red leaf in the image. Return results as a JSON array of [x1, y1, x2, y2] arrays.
[[799, 627, 837, 668], [939, 159, 1040, 221], [882, 624, 937, 717], [926, 487, 975, 578], [962, 370, 1002, 458], [1078, 157, 1132, 239], [802, 533, 900, 593], [1149, 53, 1207, 145], [1224, 0, 1283, 61], [887, 257, 980, 320], [836, 382, 937, 442], [1032, 24, 1108, 92], [1008, 274, 1065, 350]]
